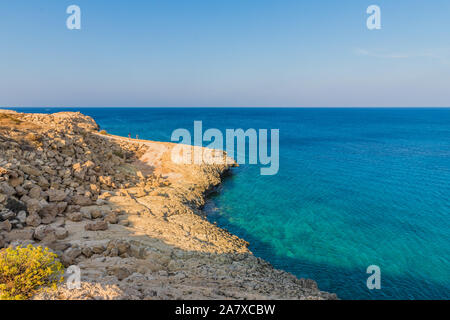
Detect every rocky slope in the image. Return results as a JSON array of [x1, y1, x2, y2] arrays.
[[0, 109, 337, 300]]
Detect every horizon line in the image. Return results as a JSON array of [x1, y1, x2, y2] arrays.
[[4, 106, 450, 109]]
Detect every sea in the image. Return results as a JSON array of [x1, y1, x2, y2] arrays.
[[10, 107, 450, 300]]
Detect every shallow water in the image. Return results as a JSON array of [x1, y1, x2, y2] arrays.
[[14, 107, 450, 299]]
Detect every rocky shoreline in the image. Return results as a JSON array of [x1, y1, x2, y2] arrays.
[[0, 109, 337, 300]]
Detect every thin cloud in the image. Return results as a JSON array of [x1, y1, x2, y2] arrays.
[[354, 48, 410, 59], [354, 48, 450, 65]]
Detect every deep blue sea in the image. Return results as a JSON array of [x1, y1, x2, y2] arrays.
[[12, 108, 450, 300]]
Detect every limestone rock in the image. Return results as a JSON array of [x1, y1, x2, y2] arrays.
[[26, 198, 42, 215], [104, 212, 118, 224], [26, 213, 41, 227], [85, 220, 108, 231], [107, 266, 131, 281], [8, 176, 24, 188], [48, 189, 67, 202], [4, 229, 34, 242], [0, 220, 12, 232], [92, 245, 106, 254], [34, 225, 55, 241], [61, 247, 82, 266], [67, 212, 83, 222], [91, 209, 103, 219], [72, 195, 92, 206], [0, 182, 16, 196], [0, 209, 15, 220], [55, 227, 69, 240], [82, 247, 93, 258], [28, 185, 42, 199], [17, 211, 27, 223], [20, 165, 41, 177]]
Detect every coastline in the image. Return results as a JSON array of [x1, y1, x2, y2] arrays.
[[0, 109, 336, 300]]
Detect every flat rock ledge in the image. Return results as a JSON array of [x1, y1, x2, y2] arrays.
[[0, 109, 337, 300]]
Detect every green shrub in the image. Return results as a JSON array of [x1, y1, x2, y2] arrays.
[[0, 245, 64, 300]]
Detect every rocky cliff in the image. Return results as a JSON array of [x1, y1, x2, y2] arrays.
[[0, 109, 336, 300]]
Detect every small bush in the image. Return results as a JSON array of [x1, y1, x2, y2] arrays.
[[99, 130, 108, 135], [0, 245, 64, 300]]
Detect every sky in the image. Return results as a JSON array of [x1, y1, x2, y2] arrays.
[[0, 0, 449, 107]]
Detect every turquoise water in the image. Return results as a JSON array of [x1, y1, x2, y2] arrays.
[[13, 108, 450, 299]]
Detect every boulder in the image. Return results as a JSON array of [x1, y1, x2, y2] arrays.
[[4, 229, 34, 242], [0, 209, 15, 220], [108, 266, 131, 281], [81, 247, 93, 258], [71, 195, 92, 206], [92, 245, 106, 254], [40, 202, 67, 218], [85, 220, 108, 231], [104, 212, 118, 224], [26, 198, 42, 215], [0, 182, 16, 196], [34, 225, 55, 241], [91, 209, 103, 219], [8, 176, 24, 188], [37, 176, 50, 189], [0, 220, 12, 232], [20, 165, 41, 177], [40, 232, 57, 245], [40, 214, 56, 225], [48, 189, 67, 202], [107, 240, 130, 255], [55, 227, 69, 240], [67, 212, 83, 222], [16, 211, 27, 224], [61, 247, 82, 266], [28, 185, 42, 199], [15, 186, 27, 197], [26, 213, 41, 227]]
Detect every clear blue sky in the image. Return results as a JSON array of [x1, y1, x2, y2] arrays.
[[1, 0, 449, 107]]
